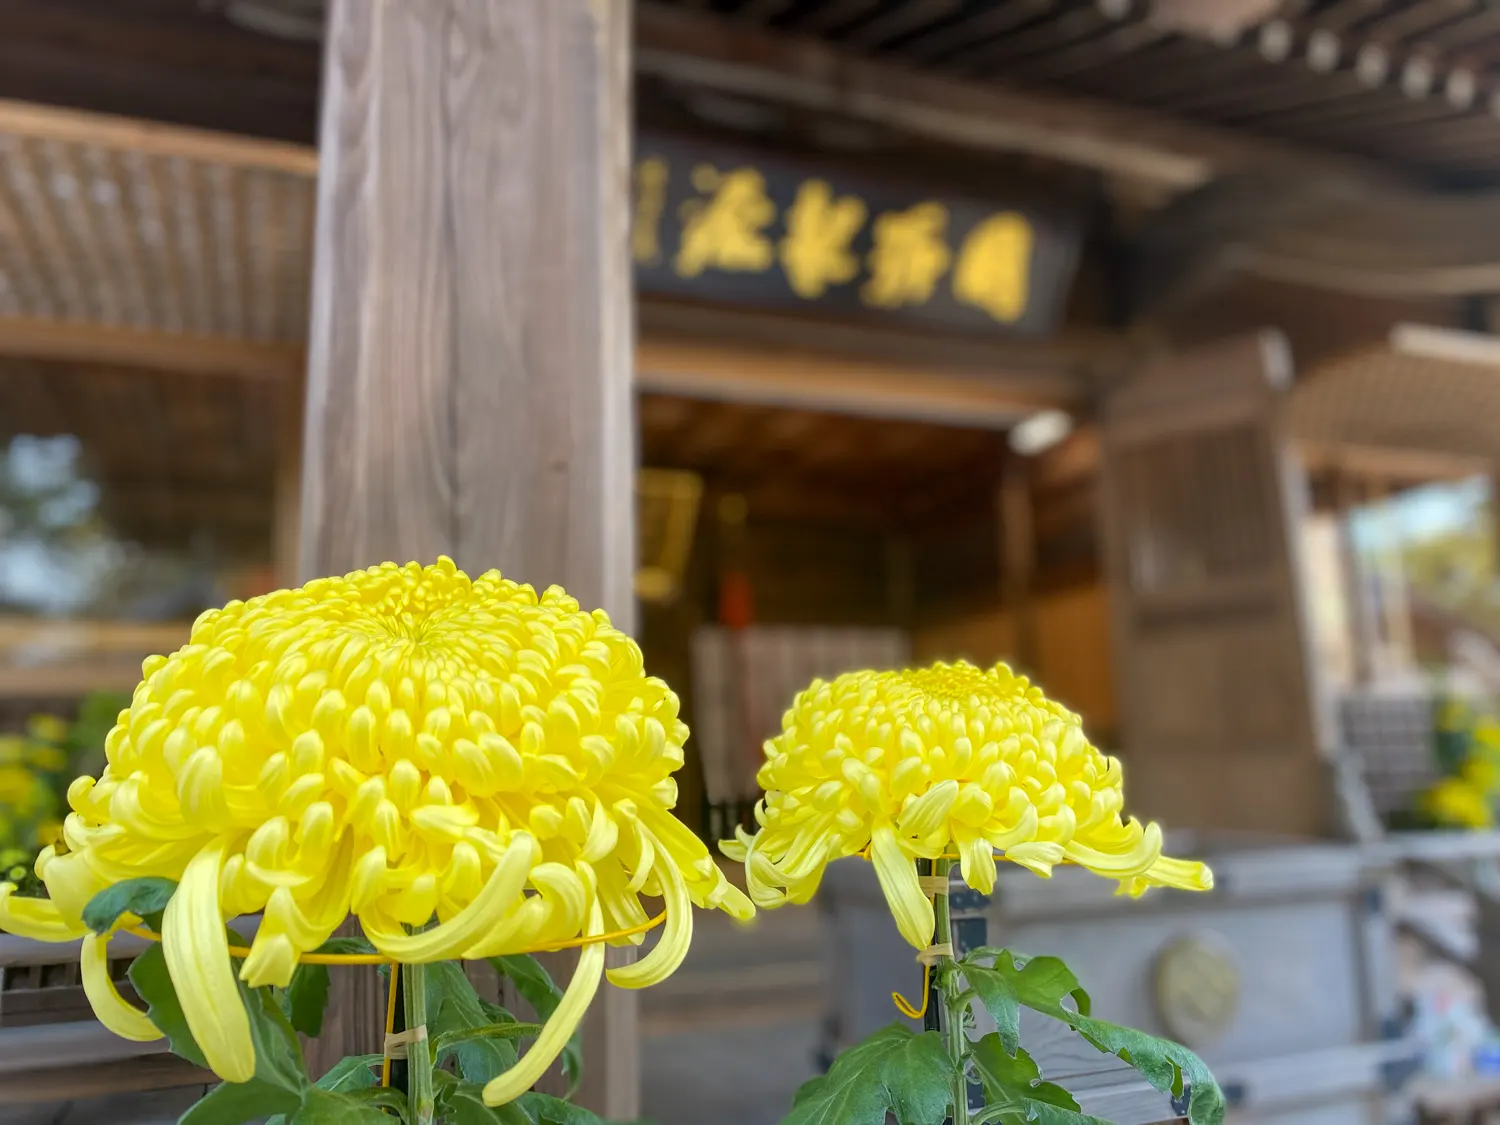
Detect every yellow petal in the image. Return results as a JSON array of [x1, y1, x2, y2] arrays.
[[608, 828, 691, 989], [163, 841, 255, 1083], [1140, 854, 1214, 893], [870, 824, 932, 950], [82, 932, 161, 1042], [957, 834, 996, 895], [0, 882, 86, 942], [896, 780, 959, 840], [482, 901, 606, 1106], [366, 833, 536, 962]]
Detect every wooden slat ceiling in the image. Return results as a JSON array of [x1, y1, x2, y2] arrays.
[[665, 0, 1500, 185], [0, 120, 313, 341], [1287, 334, 1500, 462]]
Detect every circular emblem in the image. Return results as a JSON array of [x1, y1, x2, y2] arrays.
[[1152, 932, 1240, 1048]]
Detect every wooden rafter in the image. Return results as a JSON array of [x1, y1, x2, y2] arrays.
[[635, 1, 1401, 192]]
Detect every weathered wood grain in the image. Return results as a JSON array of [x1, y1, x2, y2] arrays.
[[299, 0, 637, 1112]]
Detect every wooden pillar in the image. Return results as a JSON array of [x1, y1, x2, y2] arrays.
[[298, 0, 637, 1113]]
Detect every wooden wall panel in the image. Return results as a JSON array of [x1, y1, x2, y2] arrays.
[[913, 584, 1118, 738]]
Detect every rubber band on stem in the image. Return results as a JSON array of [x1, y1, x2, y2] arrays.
[[122, 910, 667, 963]]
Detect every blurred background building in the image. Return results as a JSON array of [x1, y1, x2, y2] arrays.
[[4, 1, 1500, 1124]]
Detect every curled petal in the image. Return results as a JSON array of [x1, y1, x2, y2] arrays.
[[1138, 854, 1214, 893], [608, 827, 691, 989], [483, 901, 606, 1106], [366, 833, 536, 962], [164, 841, 255, 1083], [870, 824, 932, 951], [82, 932, 161, 1042], [957, 833, 996, 896], [1002, 841, 1066, 876], [0, 882, 86, 942], [1064, 820, 1162, 878], [896, 780, 959, 840]]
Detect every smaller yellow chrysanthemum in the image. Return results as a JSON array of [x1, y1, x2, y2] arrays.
[[721, 660, 1212, 950]]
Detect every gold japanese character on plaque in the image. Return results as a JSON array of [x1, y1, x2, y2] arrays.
[[779, 179, 868, 299], [633, 157, 670, 266], [674, 164, 776, 278], [952, 212, 1034, 323], [862, 202, 951, 309]]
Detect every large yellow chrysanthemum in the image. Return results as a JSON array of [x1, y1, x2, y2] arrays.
[[0, 558, 751, 1103], [721, 660, 1210, 950]]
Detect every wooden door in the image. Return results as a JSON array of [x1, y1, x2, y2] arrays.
[[1099, 332, 1330, 837]]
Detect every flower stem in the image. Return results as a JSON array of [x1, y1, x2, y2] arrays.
[[402, 961, 436, 1125], [933, 858, 970, 1125]]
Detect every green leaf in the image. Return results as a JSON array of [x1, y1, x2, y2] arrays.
[[434, 1021, 545, 1057], [492, 955, 584, 1091], [961, 964, 1021, 1056], [282, 936, 379, 1039], [965, 951, 1091, 1018], [284, 965, 331, 1039], [1060, 1013, 1225, 1125], [178, 1078, 302, 1125], [426, 961, 519, 1083], [290, 1088, 400, 1124], [970, 1034, 1103, 1125], [434, 1073, 530, 1125], [782, 1023, 955, 1125], [519, 1092, 616, 1125], [129, 945, 209, 1069], [246, 983, 310, 1090], [315, 1054, 382, 1093], [970, 951, 1223, 1125], [83, 877, 177, 934]]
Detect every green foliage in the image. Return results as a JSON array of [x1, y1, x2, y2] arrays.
[[83, 877, 177, 934], [969, 1035, 1108, 1125], [958, 949, 1225, 1125], [425, 960, 522, 1084], [281, 937, 379, 1038], [783, 1023, 956, 1125]]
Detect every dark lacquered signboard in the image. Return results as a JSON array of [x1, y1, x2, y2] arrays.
[[632, 131, 1083, 338]]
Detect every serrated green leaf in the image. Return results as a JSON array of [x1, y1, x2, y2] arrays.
[[782, 1023, 955, 1125], [433, 1021, 545, 1057], [962, 965, 1021, 1056], [248, 984, 310, 1089], [971, 952, 1223, 1125], [314, 1054, 382, 1093], [519, 1091, 616, 1125], [290, 1088, 399, 1124], [966, 951, 1091, 1018], [434, 1074, 530, 1125], [1061, 1013, 1224, 1125], [426, 961, 518, 1083], [129, 945, 209, 1069], [966, 1038, 1098, 1122], [492, 955, 583, 1091], [178, 1078, 302, 1125], [84, 877, 177, 935]]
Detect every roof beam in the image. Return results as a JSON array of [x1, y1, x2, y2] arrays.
[[0, 316, 305, 380], [635, 1, 1402, 191]]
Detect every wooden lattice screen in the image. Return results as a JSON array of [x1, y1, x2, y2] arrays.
[[1099, 332, 1331, 836]]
